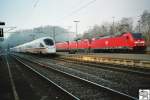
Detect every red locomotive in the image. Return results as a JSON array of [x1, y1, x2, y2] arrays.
[[56, 32, 146, 53]]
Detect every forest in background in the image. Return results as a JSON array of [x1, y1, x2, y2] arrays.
[[1, 26, 75, 49], [82, 10, 150, 45], [1, 10, 150, 49]]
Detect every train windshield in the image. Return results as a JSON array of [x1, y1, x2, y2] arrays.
[[132, 33, 143, 39], [44, 39, 54, 46]]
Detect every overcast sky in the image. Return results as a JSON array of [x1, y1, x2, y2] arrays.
[[1, 0, 150, 34]]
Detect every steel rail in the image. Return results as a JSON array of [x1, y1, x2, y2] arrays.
[[13, 54, 138, 100], [24, 54, 150, 76], [13, 56, 80, 100], [5, 56, 20, 100], [54, 57, 150, 76]]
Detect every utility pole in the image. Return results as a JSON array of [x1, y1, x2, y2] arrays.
[[7, 44, 10, 52], [74, 21, 80, 38], [112, 17, 115, 35], [137, 15, 142, 33], [53, 26, 56, 42], [138, 20, 141, 32]]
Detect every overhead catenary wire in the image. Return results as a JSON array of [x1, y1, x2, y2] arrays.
[[31, 0, 97, 22], [57, 0, 97, 22], [68, 0, 97, 16], [33, 0, 39, 8]]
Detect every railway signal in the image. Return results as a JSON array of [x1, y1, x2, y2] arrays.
[[0, 28, 4, 37], [0, 22, 5, 25], [0, 21, 5, 41]]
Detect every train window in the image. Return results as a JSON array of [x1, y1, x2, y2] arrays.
[[44, 39, 54, 46], [132, 33, 143, 39], [40, 43, 44, 47]]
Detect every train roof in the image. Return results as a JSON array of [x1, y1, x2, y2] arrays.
[[94, 32, 132, 39], [11, 36, 54, 49]]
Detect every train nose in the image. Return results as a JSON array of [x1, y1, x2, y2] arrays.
[[47, 46, 56, 53]]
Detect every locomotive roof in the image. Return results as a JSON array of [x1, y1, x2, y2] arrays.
[[94, 32, 131, 39]]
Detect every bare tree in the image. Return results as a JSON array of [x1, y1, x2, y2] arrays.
[[138, 10, 150, 45], [82, 17, 134, 39], [118, 17, 133, 33]]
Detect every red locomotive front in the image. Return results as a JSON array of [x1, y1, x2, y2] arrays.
[[130, 32, 146, 50], [90, 32, 146, 52], [56, 32, 146, 53]]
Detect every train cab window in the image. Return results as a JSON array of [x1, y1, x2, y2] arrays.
[[44, 39, 54, 46], [132, 33, 143, 39]]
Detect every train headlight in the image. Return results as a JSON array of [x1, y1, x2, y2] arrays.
[[134, 41, 145, 44], [140, 41, 145, 44]]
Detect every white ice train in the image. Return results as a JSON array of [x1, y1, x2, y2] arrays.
[[10, 37, 56, 54]]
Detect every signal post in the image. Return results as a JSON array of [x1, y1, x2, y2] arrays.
[[0, 22, 5, 41]]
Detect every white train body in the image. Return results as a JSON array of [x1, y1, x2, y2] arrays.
[[10, 37, 56, 54]]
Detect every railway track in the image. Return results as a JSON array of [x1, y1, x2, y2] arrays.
[[147, 51, 150, 54], [0, 55, 15, 100], [19, 53, 150, 97], [2, 54, 77, 100], [15, 51, 150, 63], [55, 57, 150, 76], [55, 53, 150, 72], [12, 53, 139, 100], [12, 55, 79, 100], [22, 53, 150, 76]]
